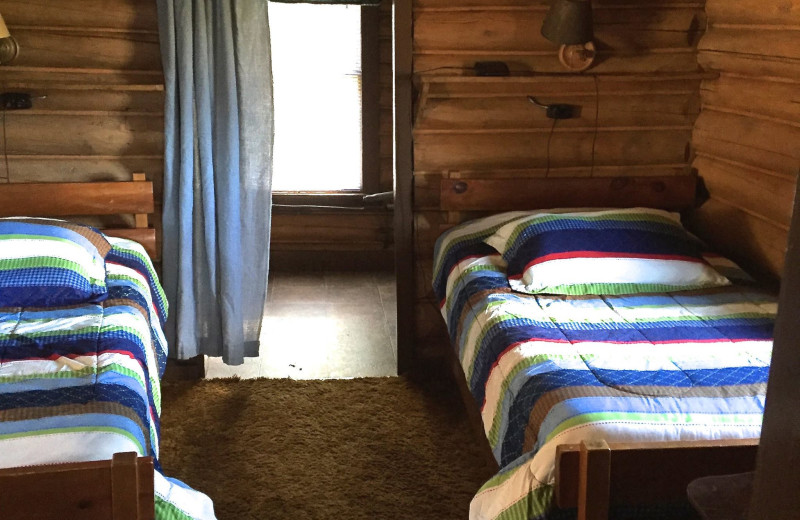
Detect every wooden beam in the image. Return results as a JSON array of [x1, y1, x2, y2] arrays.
[[749, 177, 800, 520], [0, 181, 155, 217], [440, 175, 697, 211], [394, 0, 415, 374]]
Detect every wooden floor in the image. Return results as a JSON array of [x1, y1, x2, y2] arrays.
[[205, 271, 397, 379]]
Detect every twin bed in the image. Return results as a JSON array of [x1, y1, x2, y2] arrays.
[[0, 179, 214, 520], [0, 175, 776, 520], [433, 177, 774, 520]]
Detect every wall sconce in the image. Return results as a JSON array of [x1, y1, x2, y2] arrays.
[[0, 14, 20, 65], [541, 0, 595, 72]]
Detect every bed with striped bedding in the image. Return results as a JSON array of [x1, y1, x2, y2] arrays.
[[433, 212, 775, 520], [0, 236, 215, 520]]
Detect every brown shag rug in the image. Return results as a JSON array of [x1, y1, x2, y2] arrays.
[[159, 374, 494, 520]]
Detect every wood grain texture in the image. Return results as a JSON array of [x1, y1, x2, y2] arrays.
[[440, 175, 697, 211], [410, 0, 708, 344], [0, 181, 155, 217], [691, 0, 800, 278], [0, 453, 154, 520], [0, 2, 165, 253], [556, 439, 759, 510]]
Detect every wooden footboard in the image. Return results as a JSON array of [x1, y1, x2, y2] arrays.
[[555, 439, 759, 520], [0, 452, 155, 520]]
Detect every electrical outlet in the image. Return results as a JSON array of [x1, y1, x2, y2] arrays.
[[1, 93, 32, 110], [545, 104, 576, 119]]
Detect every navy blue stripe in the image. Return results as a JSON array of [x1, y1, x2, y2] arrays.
[[433, 241, 497, 302], [506, 229, 704, 277]]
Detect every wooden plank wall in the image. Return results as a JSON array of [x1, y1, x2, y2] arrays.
[[0, 0, 164, 234], [411, 0, 708, 349], [1, 0, 394, 266], [688, 0, 800, 279]]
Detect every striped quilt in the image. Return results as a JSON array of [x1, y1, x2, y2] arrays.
[[433, 212, 775, 520], [0, 237, 215, 520]]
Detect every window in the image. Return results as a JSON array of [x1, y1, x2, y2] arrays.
[[269, 3, 379, 194]]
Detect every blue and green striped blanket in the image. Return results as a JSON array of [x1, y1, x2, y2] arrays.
[[433, 212, 775, 520], [0, 237, 215, 520]]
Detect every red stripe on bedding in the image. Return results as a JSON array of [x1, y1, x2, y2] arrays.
[[522, 251, 704, 271]]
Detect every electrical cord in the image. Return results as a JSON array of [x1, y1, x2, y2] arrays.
[[545, 118, 557, 178], [2, 106, 10, 183], [589, 75, 599, 177]]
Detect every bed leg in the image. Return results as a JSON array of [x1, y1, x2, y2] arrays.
[[577, 440, 611, 520], [111, 452, 142, 520]]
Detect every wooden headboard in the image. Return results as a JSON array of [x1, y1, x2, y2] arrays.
[[440, 175, 698, 212], [0, 174, 158, 260]]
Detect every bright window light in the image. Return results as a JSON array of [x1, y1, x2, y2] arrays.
[[269, 3, 363, 192]]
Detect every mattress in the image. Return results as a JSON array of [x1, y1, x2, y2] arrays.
[[433, 213, 776, 520], [0, 236, 214, 520]]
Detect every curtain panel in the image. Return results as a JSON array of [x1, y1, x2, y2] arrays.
[[157, 0, 273, 365]]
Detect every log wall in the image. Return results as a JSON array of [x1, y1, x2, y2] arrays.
[[0, 0, 164, 234], [411, 0, 708, 349], [0, 1, 394, 265], [689, 0, 800, 279]]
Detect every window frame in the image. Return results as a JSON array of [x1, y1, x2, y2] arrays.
[[272, 5, 381, 207]]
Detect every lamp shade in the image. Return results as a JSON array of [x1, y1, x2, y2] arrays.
[[541, 0, 593, 45], [0, 14, 10, 40]]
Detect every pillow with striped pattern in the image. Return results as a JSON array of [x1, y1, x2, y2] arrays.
[[0, 218, 111, 307], [484, 207, 731, 295]]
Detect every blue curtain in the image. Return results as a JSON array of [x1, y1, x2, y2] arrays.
[[157, 0, 273, 365]]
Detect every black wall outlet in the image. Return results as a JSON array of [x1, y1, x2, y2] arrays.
[[1, 93, 33, 110], [545, 104, 576, 119]]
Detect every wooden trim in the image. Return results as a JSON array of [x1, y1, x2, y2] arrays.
[[556, 439, 759, 512], [578, 441, 611, 520], [0, 453, 154, 520], [749, 176, 800, 520], [272, 192, 367, 209], [362, 5, 382, 195], [440, 175, 697, 211], [0, 180, 155, 217], [394, 0, 415, 373], [0, 177, 159, 260]]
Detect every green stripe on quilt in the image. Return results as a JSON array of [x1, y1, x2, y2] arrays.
[[155, 497, 196, 520], [0, 256, 103, 285]]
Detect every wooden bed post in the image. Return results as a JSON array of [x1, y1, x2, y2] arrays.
[[577, 440, 611, 520], [132, 173, 150, 230]]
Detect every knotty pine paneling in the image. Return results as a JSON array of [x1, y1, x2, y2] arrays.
[[690, 0, 800, 279], [410, 0, 709, 349]]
